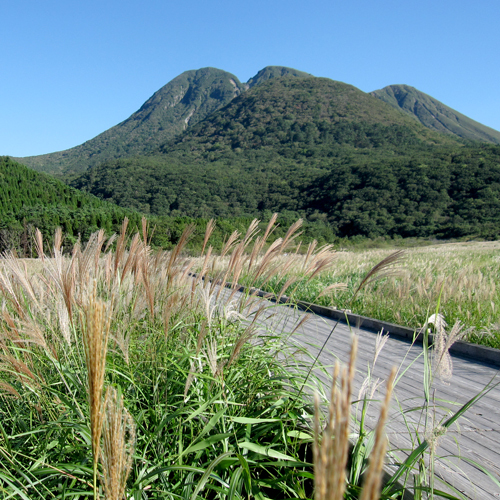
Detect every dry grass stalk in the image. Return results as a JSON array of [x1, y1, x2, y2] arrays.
[[0, 253, 40, 316], [114, 218, 129, 277], [100, 386, 136, 500], [242, 219, 260, 248], [280, 219, 303, 251], [314, 338, 397, 500], [316, 283, 348, 299], [34, 228, 45, 262], [81, 292, 112, 473], [121, 233, 141, 281], [352, 250, 405, 301], [53, 226, 63, 254], [359, 366, 396, 500], [141, 216, 150, 246], [201, 219, 216, 256], [0, 352, 39, 387], [220, 230, 241, 258], [314, 338, 357, 500], [430, 316, 465, 382], [195, 246, 213, 288], [302, 240, 318, 273], [0, 380, 20, 398]]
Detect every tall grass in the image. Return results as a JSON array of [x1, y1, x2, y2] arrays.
[[0, 218, 497, 499], [243, 242, 500, 348]]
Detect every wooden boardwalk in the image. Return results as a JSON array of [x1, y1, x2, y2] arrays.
[[225, 289, 500, 500]]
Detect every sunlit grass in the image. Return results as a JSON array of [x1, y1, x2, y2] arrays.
[[248, 241, 500, 348], [0, 221, 498, 499]]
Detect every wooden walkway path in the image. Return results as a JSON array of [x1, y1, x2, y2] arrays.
[[223, 288, 500, 500]]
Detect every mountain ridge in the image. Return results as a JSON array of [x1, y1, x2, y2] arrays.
[[69, 75, 500, 240], [15, 66, 308, 177], [71, 77, 463, 221], [371, 84, 500, 144], [15, 65, 499, 178], [16, 67, 247, 177]]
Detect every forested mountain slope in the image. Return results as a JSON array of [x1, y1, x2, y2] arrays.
[[16, 68, 247, 178], [15, 67, 305, 178], [0, 156, 142, 251], [72, 76, 453, 215], [371, 84, 500, 143], [15, 66, 500, 180], [70, 77, 500, 240]]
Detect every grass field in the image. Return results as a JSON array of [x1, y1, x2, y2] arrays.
[[244, 240, 500, 349], [0, 219, 497, 499]]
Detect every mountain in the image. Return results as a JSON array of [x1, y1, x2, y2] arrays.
[[16, 68, 247, 178], [72, 76, 500, 242], [16, 66, 305, 178], [16, 67, 500, 179], [11, 69, 500, 240], [371, 85, 500, 144]]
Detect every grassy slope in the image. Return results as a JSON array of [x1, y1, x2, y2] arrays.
[[249, 241, 500, 348]]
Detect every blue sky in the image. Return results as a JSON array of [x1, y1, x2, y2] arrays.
[[1, 0, 499, 157]]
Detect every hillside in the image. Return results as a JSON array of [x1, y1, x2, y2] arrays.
[[371, 84, 500, 144], [70, 77, 500, 240], [16, 66, 306, 178], [16, 67, 500, 180], [0, 156, 143, 252], [16, 68, 247, 178]]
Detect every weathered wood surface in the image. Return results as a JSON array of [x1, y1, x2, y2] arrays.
[[225, 289, 500, 500]]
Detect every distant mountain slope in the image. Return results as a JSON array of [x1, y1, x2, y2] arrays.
[[17, 68, 247, 178], [371, 85, 500, 144], [162, 77, 452, 152], [0, 156, 142, 251], [72, 77, 473, 231], [16, 66, 500, 181], [16, 66, 309, 178]]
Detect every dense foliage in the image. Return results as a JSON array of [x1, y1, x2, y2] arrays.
[[0, 157, 336, 255], [8, 76, 500, 248], [0, 156, 143, 253], [72, 78, 500, 240]]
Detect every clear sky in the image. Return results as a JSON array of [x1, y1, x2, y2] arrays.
[[1, 0, 499, 157]]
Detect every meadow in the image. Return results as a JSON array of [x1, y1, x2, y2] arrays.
[[0, 218, 497, 499], [244, 240, 500, 349]]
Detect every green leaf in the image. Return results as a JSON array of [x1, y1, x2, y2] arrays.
[[237, 441, 296, 461], [190, 451, 233, 500], [286, 430, 312, 440], [231, 417, 279, 424], [181, 433, 232, 457]]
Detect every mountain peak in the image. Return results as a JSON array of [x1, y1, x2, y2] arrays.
[[371, 84, 500, 143], [246, 66, 311, 88]]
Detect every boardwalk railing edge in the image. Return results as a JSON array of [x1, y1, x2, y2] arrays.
[[215, 278, 500, 369]]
